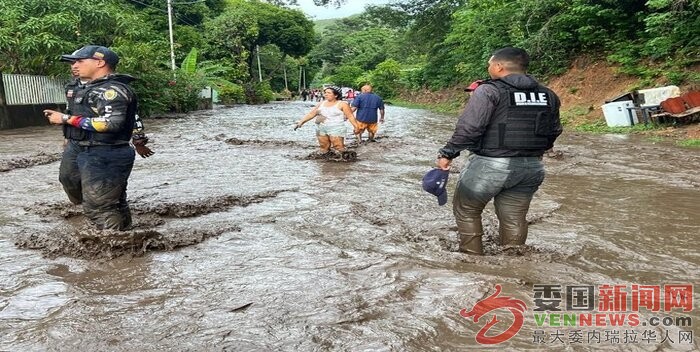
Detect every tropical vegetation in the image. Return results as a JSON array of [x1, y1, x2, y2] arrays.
[[0, 0, 697, 117]]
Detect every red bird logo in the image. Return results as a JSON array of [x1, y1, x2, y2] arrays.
[[460, 284, 527, 344]]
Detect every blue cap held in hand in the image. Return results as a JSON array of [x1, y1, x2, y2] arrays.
[[422, 168, 449, 206]]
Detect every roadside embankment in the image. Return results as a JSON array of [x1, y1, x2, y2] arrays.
[[392, 58, 700, 147]]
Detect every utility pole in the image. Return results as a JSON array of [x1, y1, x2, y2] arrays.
[[256, 45, 263, 82], [167, 0, 176, 73], [283, 62, 288, 91]]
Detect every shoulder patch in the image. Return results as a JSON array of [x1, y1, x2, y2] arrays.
[[103, 89, 118, 101]]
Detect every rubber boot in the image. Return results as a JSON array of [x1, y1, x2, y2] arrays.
[[459, 233, 484, 255]]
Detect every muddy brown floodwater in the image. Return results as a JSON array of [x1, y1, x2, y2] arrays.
[[1, 101, 698, 351]]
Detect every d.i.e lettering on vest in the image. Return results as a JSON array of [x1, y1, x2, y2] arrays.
[[512, 91, 550, 107]]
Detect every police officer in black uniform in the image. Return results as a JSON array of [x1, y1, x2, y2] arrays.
[[436, 47, 563, 255], [58, 71, 153, 206], [44, 45, 140, 230]]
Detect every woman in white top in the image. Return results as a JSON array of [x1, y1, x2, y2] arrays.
[[295, 86, 359, 155]]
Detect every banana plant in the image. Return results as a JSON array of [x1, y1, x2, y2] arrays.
[[180, 47, 240, 91]]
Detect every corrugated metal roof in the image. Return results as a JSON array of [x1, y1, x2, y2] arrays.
[[2, 73, 68, 105]]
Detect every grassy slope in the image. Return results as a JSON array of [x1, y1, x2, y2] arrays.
[[392, 58, 700, 147]]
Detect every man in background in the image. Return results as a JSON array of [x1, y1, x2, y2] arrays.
[[351, 84, 385, 143]]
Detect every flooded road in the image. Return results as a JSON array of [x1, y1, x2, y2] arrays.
[[1, 101, 698, 351]]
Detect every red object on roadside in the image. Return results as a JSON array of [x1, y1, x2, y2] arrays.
[[660, 97, 687, 114], [681, 91, 700, 108]]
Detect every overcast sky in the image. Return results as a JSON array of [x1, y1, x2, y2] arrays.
[[292, 0, 392, 20]]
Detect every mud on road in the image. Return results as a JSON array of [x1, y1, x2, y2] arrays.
[[1, 102, 698, 351]]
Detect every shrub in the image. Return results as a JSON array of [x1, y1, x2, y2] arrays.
[[133, 70, 206, 116], [244, 81, 274, 104], [217, 83, 246, 105]]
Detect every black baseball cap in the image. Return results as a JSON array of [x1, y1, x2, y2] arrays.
[[60, 45, 119, 68]]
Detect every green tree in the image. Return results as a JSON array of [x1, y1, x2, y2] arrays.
[[263, 0, 347, 6], [330, 65, 363, 87], [0, 0, 165, 75], [205, 0, 315, 102], [641, 0, 700, 59], [206, 1, 314, 80], [383, 0, 468, 54], [423, 0, 515, 88], [245, 1, 315, 82], [180, 47, 241, 92], [342, 27, 399, 71], [308, 16, 401, 77], [121, 0, 226, 65], [203, 7, 258, 83], [124, 0, 227, 27], [365, 59, 401, 98], [0, 0, 219, 115]]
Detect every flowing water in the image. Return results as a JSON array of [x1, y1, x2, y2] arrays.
[[0, 101, 698, 351]]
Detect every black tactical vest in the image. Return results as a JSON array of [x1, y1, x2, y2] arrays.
[[62, 80, 90, 141], [479, 79, 558, 154], [71, 77, 136, 144]]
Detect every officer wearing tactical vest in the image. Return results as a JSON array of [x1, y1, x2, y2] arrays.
[[436, 47, 562, 255], [44, 45, 139, 230], [59, 69, 153, 207]]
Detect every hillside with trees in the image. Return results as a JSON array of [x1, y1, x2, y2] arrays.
[[308, 0, 698, 96], [1, 0, 698, 126]]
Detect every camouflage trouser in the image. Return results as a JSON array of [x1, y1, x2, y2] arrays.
[[66, 142, 135, 230], [453, 154, 545, 254]]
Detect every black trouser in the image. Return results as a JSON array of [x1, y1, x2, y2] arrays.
[[60, 141, 135, 230], [59, 140, 83, 205]]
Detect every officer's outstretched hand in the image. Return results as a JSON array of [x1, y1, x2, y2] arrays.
[[43, 109, 64, 125], [132, 138, 154, 158], [135, 144, 155, 158]]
